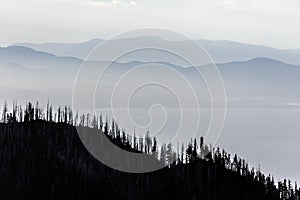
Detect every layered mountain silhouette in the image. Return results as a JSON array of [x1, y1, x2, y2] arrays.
[[13, 37, 300, 65], [0, 45, 300, 108]]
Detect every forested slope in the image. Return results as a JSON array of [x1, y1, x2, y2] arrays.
[[0, 102, 298, 200]]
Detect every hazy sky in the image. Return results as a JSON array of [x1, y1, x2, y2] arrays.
[[0, 0, 300, 49]]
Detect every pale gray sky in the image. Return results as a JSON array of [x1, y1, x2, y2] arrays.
[[0, 0, 300, 49]]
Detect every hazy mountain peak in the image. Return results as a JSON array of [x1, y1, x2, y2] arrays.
[[225, 57, 298, 67], [82, 38, 103, 44], [3, 45, 36, 53], [248, 57, 284, 64], [10, 38, 300, 65]]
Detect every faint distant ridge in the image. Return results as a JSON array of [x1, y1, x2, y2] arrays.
[[219, 56, 300, 67], [12, 37, 300, 65], [0, 46, 81, 69], [14, 38, 103, 60], [1, 43, 300, 109]]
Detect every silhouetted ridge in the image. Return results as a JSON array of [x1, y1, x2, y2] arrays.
[[0, 101, 299, 200]]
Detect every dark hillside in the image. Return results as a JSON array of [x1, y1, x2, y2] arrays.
[[0, 119, 296, 200]]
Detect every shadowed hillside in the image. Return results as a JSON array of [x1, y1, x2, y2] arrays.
[[0, 102, 299, 200]]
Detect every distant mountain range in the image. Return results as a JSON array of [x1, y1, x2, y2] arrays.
[[0, 46, 81, 70], [1, 45, 300, 108], [13, 39, 102, 61], [13, 37, 300, 65]]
